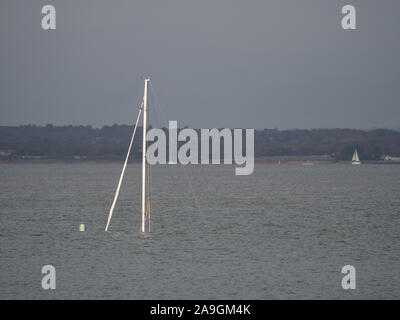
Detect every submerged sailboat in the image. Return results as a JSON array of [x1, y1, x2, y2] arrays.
[[351, 149, 361, 165], [105, 78, 151, 233]]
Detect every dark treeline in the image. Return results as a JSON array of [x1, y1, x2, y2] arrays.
[[1, 124, 400, 161]]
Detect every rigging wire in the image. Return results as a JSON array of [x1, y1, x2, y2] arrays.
[[148, 82, 202, 231], [146, 100, 152, 231]]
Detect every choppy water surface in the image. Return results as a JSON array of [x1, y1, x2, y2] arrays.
[[0, 163, 399, 299]]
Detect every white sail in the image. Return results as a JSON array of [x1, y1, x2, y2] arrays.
[[352, 149, 361, 164]]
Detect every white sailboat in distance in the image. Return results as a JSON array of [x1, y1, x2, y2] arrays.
[[351, 148, 361, 165], [105, 78, 151, 233]]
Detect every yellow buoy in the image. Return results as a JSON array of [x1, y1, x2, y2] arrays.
[[79, 224, 85, 232]]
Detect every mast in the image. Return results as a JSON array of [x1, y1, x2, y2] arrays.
[[141, 78, 149, 233]]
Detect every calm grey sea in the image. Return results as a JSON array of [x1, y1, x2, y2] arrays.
[[0, 163, 399, 299]]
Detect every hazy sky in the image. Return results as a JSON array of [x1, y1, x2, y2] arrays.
[[0, 0, 399, 129]]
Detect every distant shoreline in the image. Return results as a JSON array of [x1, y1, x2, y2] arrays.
[[2, 158, 400, 165], [2, 126, 400, 163]]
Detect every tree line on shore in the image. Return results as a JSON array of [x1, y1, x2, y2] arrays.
[[0, 124, 399, 161]]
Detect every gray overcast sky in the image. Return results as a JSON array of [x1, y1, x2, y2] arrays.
[[0, 0, 399, 129]]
